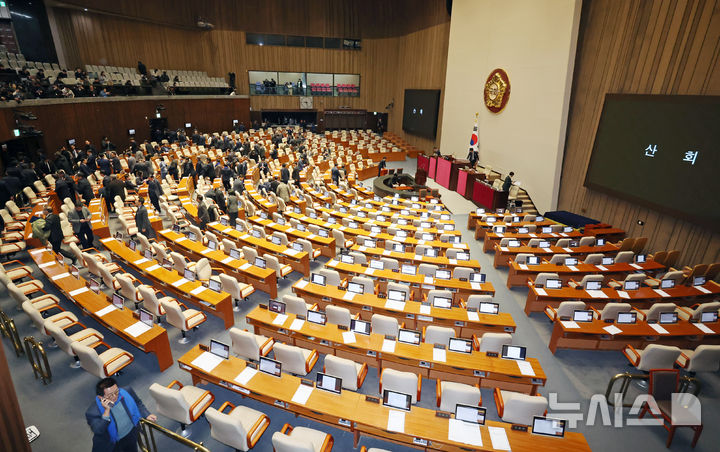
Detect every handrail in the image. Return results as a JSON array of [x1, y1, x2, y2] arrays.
[[0, 309, 25, 357], [23, 336, 52, 384], [605, 372, 701, 407], [137, 418, 210, 452]]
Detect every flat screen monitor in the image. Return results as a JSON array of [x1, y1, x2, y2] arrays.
[[376, 215, 386, 222], [268, 299, 286, 314], [229, 248, 241, 260], [259, 211, 268, 219], [143, 249, 153, 261], [235, 222, 244, 232], [435, 269, 451, 280], [493, 226, 506, 234], [184, 269, 196, 281], [308, 211, 317, 219], [294, 206, 302, 214], [307, 310, 327, 325], [565, 257, 578, 266], [602, 257, 615, 265], [139, 308, 154, 326], [476, 208, 486, 214], [635, 254, 647, 263], [532, 416, 566, 438], [340, 254, 354, 264], [128, 129, 135, 136], [546, 279, 562, 289], [207, 240, 217, 250], [701, 311, 718, 323], [89, 278, 100, 293], [347, 282, 364, 294], [660, 279, 675, 289], [479, 302, 499, 315], [348, 221, 359, 229], [70, 265, 80, 278], [397, 328, 421, 345], [128, 240, 137, 251], [659, 312, 678, 324], [297, 224, 306, 232], [173, 224, 182, 233], [501, 345, 527, 360], [382, 389, 412, 411], [527, 256, 540, 265], [185, 122, 192, 128], [254, 257, 267, 269], [209, 340, 230, 359], [422, 233, 434, 241], [277, 218, 286, 225], [456, 252, 470, 261], [624, 280, 640, 290], [388, 289, 406, 302], [326, 217, 335, 225], [616, 312, 637, 324], [585, 280, 602, 290], [396, 230, 407, 238], [162, 258, 173, 270], [187, 231, 197, 241], [420, 221, 432, 228], [508, 240, 522, 247], [397, 219, 408, 226], [486, 217, 497, 223], [259, 357, 282, 377], [538, 241, 551, 248], [316, 373, 342, 394], [569, 240, 579, 247], [370, 260, 384, 270], [693, 276, 706, 286], [311, 273, 326, 286], [350, 318, 371, 335], [536, 216, 544, 222], [496, 208, 504, 214], [596, 238, 606, 246], [393, 244, 405, 253], [432, 296, 452, 309], [220, 217, 229, 226], [448, 337, 473, 354], [513, 216, 521, 223], [112, 293, 124, 309], [401, 264, 416, 275], [563, 226, 573, 233], [339, 207, 348, 213], [292, 242, 304, 252], [455, 404, 486, 425], [425, 248, 438, 257], [252, 229, 262, 238], [470, 273, 486, 283], [318, 229, 329, 238], [208, 278, 222, 292], [364, 239, 377, 248], [518, 227, 529, 234], [573, 310, 594, 322], [441, 214, 451, 220]]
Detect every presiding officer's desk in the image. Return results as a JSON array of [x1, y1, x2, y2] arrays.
[[525, 280, 720, 315], [493, 242, 621, 268], [291, 279, 515, 337], [349, 244, 481, 271], [323, 260, 495, 304], [99, 237, 235, 328], [506, 259, 665, 288], [178, 345, 588, 451], [548, 316, 720, 354], [29, 248, 174, 370], [153, 228, 278, 298], [249, 214, 336, 258], [247, 306, 544, 394]]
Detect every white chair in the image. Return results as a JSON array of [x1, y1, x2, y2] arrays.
[[44, 320, 103, 368], [608, 273, 646, 289], [115, 273, 143, 309], [323, 355, 368, 391], [229, 328, 274, 361], [676, 345, 720, 373], [623, 344, 682, 371], [271, 424, 334, 452], [205, 401, 270, 451], [318, 269, 344, 287], [326, 305, 352, 328], [544, 300, 587, 322], [532, 272, 560, 288], [379, 368, 421, 403], [568, 274, 603, 289], [70, 342, 134, 378], [149, 380, 214, 437], [594, 302, 633, 322], [676, 302, 720, 321], [423, 325, 455, 346], [494, 388, 548, 425], [436, 380, 481, 412], [220, 273, 254, 311], [548, 254, 570, 265], [583, 253, 603, 265], [473, 332, 512, 354], [282, 294, 315, 317], [265, 254, 292, 278], [634, 302, 678, 323], [273, 343, 318, 376], [0, 261, 32, 282], [427, 289, 453, 306], [371, 314, 399, 337], [160, 300, 207, 344]]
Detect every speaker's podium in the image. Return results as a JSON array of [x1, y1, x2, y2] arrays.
[[435, 157, 470, 191]]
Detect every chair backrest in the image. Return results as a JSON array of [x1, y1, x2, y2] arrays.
[[645, 303, 678, 322], [685, 345, 720, 372], [548, 254, 570, 265], [160, 300, 186, 331], [661, 270, 684, 284], [648, 369, 678, 402], [273, 343, 307, 375], [579, 236, 595, 247], [381, 368, 418, 403], [152, 243, 169, 261], [371, 314, 399, 337], [690, 301, 720, 321], [556, 301, 587, 319], [116, 274, 137, 301], [22, 300, 48, 332], [205, 407, 249, 450], [465, 294, 493, 311], [351, 276, 374, 294], [380, 257, 399, 270], [148, 383, 191, 424], [229, 328, 263, 361], [318, 269, 341, 286], [502, 392, 548, 425], [533, 273, 559, 287], [71, 342, 105, 377], [195, 258, 211, 280], [137, 285, 162, 316], [615, 251, 635, 263], [651, 251, 667, 266], [324, 355, 361, 390], [578, 274, 603, 288], [97, 263, 115, 288], [632, 237, 648, 254], [439, 381, 481, 413], [664, 250, 680, 268], [428, 290, 453, 306], [583, 253, 603, 265], [477, 332, 512, 353], [418, 264, 438, 277], [219, 274, 241, 300], [555, 238, 570, 248], [136, 232, 152, 253], [424, 325, 455, 346], [599, 302, 632, 321], [453, 267, 473, 280], [637, 345, 682, 371], [282, 295, 308, 316], [170, 252, 187, 273], [241, 246, 258, 263], [44, 320, 78, 356], [271, 431, 315, 452]]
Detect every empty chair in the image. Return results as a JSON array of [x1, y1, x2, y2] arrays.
[[379, 368, 421, 403], [568, 274, 603, 289], [514, 253, 534, 265], [297, 238, 321, 260], [473, 332, 512, 354], [531, 272, 560, 289], [380, 257, 399, 271], [464, 294, 493, 311], [229, 328, 274, 361], [635, 302, 678, 323], [149, 380, 214, 437], [452, 267, 473, 280], [22, 300, 76, 335], [282, 294, 315, 316], [583, 253, 604, 265], [371, 314, 399, 337], [579, 236, 596, 247], [205, 401, 270, 451], [427, 289, 453, 306], [386, 282, 412, 302], [436, 381, 481, 412], [348, 251, 366, 265], [272, 231, 289, 246], [614, 251, 635, 263], [676, 345, 720, 373], [544, 300, 587, 321], [115, 273, 142, 309], [323, 355, 368, 391], [137, 285, 174, 320], [423, 325, 455, 346], [0, 261, 32, 282], [70, 342, 134, 378], [6, 281, 59, 311], [332, 229, 353, 251], [631, 237, 648, 254], [265, 254, 292, 278], [160, 299, 207, 343], [418, 263, 438, 277], [170, 251, 189, 273], [594, 302, 633, 322], [242, 246, 258, 264], [645, 270, 684, 289], [319, 269, 343, 286], [493, 388, 548, 425], [526, 239, 542, 248], [623, 344, 682, 371], [608, 273, 645, 289], [220, 274, 254, 311], [273, 343, 318, 376], [555, 238, 571, 247], [271, 423, 334, 452], [548, 254, 571, 265], [350, 276, 375, 294], [44, 320, 104, 368], [677, 301, 720, 321]]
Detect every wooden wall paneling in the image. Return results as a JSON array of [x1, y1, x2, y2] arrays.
[[0, 341, 31, 452], [559, 0, 720, 267]]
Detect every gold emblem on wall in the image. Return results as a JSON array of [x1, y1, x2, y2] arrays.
[[484, 69, 510, 113]]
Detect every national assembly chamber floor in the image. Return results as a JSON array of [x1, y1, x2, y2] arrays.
[[2, 158, 718, 452]]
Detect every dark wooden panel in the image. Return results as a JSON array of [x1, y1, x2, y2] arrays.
[[0, 342, 31, 452], [559, 0, 720, 267]]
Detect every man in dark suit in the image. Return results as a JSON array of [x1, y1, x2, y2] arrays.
[[55, 171, 77, 202], [502, 171, 515, 192], [106, 175, 126, 212], [196, 194, 209, 228], [378, 157, 387, 176], [146, 174, 162, 214], [77, 158, 93, 177], [331, 164, 340, 186], [110, 152, 122, 173], [97, 153, 112, 176], [43, 207, 64, 254], [76, 172, 94, 205], [37, 158, 55, 177], [134, 197, 154, 238], [221, 164, 234, 190], [467, 147, 479, 167], [68, 201, 94, 248], [280, 163, 290, 184]]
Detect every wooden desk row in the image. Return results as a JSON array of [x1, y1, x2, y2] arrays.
[[315, 205, 458, 237], [178, 345, 589, 451], [249, 215, 336, 258], [493, 243, 621, 268], [348, 244, 481, 271], [99, 237, 235, 328], [28, 248, 173, 371], [291, 279, 514, 337], [483, 230, 586, 253], [506, 260, 665, 288], [474, 219, 558, 240]]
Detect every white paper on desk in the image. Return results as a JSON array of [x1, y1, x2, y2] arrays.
[[654, 289, 671, 298], [629, 263, 642, 270], [617, 290, 630, 299], [648, 323, 669, 335], [596, 265, 608, 271], [342, 331, 356, 344], [234, 367, 257, 385], [342, 291, 355, 301], [272, 314, 288, 326], [268, 222, 276, 227], [528, 233, 537, 238], [563, 248, 573, 253], [51, 272, 71, 281], [190, 351, 224, 372], [38, 261, 54, 268], [568, 265, 579, 272], [550, 233, 558, 237], [307, 233, 316, 239], [70, 286, 90, 297], [284, 248, 299, 257], [240, 234, 251, 240], [100, 237, 112, 243], [385, 300, 405, 311], [295, 280, 308, 289], [30, 249, 45, 255], [488, 426, 511, 450], [455, 244, 468, 249], [176, 237, 187, 242], [382, 249, 391, 256], [124, 321, 153, 338], [286, 227, 295, 233], [419, 304, 431, 315], [535, 288, 548, 296], [159, 229, 171, 234], [289, 319, 305, 331], [146, 264, 161, 271], [239, 263, 252, 270], [517, 360, 535, 376], [500, 247, 509, 252], [470, 282, 482, 291], [365, 268, 375, 276], [382, 339, 396, 353], [221, 257, 234, 264], [693, 323, 714, 334], [496, 233, 504, 238], [371, 233, 379, 238], [200, 248, 212, 255], [208, 222, 219, 227], [291, 384, 314, 405], [357, 246, 367, 252], [696, 286, 711, 294], [448, 419, 483, 447], [560, 232, 568, 237], [448, 259, 458, 265], [387, 410, 406, 433], [190, 286, 206, 295], [603, 325, 622, 335], [518, 264, 528, 271], [586, 290, 608, 299], [423, 276, 434, 284], [467, 311, 479, 321], [561, 320, 580, 329], [95, 304, 117, 317], [328, 259, 338, 266], [433, 347, 447, 362], [134, 258, 149, 265], [172, 278, 190, 287]]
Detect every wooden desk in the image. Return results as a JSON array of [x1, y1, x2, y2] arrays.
[[87, 198, 111, 238], [524, 281, 720, 314], [483, 231, 586, 253], [493, 243, 621, 268], [349, 244, 481, 271], [323, 260, 495, 304], [316, 206, 458, 237], [291, 280, 514, 337], [178, 345, 588, 451], [99, 237, 235, 328], [474, 219, 558, 240], [506, 260, 665, 288], [248, 307, 543, 394], [244, 183, 278, 214], [154, 228, 278, 298], [473, 181, 508, 211], [249, 215, 336, 258], [29, 248, 173, 370], [548, 317, 720, 354]]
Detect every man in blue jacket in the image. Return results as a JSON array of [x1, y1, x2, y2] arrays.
[[86, 377, 157, 452]]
